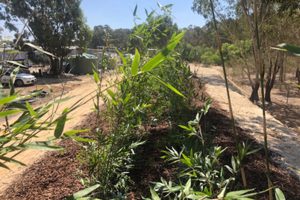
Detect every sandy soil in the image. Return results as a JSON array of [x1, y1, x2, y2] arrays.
[[227, 69, 300, 133], [190, 63, 300, 180], [0, 71, 119, 194]]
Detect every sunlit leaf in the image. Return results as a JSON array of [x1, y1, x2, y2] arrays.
[[0, 109, 22, 117], [64, 129, 90, 137], [275, 188, 286, 200], [72, 184, 100, 199], [150, 188, 161, 200], [132, 48, 140, 76], [141, 32, 185, 72], [152, 75, 185, 98], [0, 95, 17, 105]]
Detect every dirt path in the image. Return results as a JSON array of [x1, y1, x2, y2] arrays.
[[190, 64, 300, 179], [0, 71, 119, 194]]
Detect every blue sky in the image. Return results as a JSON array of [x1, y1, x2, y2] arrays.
[[81, 0, 205, 29], [1, 0, 206, 38]]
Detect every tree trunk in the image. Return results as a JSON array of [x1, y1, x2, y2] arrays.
[[265, 53, 282, 104], [250, 81, 260, 102], [265, 81, 272, 103], [50, 57, 62, 75]]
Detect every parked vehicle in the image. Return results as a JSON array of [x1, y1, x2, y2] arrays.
[[1, 70, 37, 87]]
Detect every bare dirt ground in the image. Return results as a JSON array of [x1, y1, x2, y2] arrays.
[[0, 71, 119, 194], [227, 70, 300, 133], [190, 63, 300, 180]]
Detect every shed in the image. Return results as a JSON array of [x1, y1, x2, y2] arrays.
[[68, 53, 98, 75]]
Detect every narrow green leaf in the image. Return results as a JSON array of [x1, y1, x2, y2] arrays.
[[0, 109, 22, 117], [25, 102, 37, 117], [150, 188, 161, 200], [54, 109, 68, 138], [21, 142, 63, 151], [275, 188, 286, 200], [183, 179, 191, 195], [116, 49, 127, 66], [92, 69, 100, 84], [141, 32, 185, 72], [64, 129, 90, 137], [132, 48, 140, 76], [181, 153, 192, 167], [73, 184, 100, 199], [178, 125, 191, 131], [152, 75, 185, 98], [0, 95, 17, 105], [71, 136, 96, 143], [106, 89, 116, 100]]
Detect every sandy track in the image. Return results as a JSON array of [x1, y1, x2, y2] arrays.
[[0, 72, 118, 193], [191, 64, 300, 179]]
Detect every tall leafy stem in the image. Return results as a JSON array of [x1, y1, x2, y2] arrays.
[[253, 1, 273, 199], [207, 0, 248, 188]]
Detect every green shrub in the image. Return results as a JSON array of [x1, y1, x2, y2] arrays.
[[201, 49, 221, 65]]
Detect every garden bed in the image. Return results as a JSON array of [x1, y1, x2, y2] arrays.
[[1, 99, 300, 200]]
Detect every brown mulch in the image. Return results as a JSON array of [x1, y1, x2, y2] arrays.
[[206, 104, 300, 200], [0, 139, 85, 200]]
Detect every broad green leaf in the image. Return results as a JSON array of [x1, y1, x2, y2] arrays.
[[54, 108, 68, 138], [0, 95, 17, 105], [152, 75, 185, 98], [141, 32, 185, 72], [132, 48, 140, 76], [73, 184, 100, 199], [275, 188, 286, 200], [0, 109, 22, 117], [150, 188, 161, 200]]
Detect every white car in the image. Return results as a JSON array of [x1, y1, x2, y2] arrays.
[[1, 70, 37, 87]]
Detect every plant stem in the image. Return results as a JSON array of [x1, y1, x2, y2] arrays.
[[209, 0, 247, 188], [253, 0, 273, 199]]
